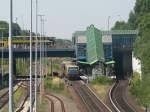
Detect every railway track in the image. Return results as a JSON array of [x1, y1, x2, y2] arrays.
[[45, 93, 66, 112], [0, 82, 22, 109], [72, 81, 111, 112], [15, 81, 37, 112], [109, 80, 137, 112]]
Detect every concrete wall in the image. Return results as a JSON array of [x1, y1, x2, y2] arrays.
[[132, 52, 141, 74]]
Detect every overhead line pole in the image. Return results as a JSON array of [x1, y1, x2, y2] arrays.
[[2, 31, 4, 87], [45, 32, 48, 77], [38, 14, 44, 103], [42, 18, 45, 94], [9, 0, 13, 111], [30, 0, 33, 111], [35, 0, 38, 111], [108, 16, 111, 31]]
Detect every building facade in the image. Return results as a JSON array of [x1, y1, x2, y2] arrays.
[[72, 25, 138, 78]]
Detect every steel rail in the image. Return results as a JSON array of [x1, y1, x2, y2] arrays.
[[109, 81, 137, 112]]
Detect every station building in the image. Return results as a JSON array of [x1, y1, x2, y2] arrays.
[[72, 25, 138, 79]]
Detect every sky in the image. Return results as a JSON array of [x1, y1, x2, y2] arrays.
[[0, 0, 135, 39]]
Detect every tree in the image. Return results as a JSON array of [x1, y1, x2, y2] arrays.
[[134, 0, 150, 17], [12, 23, 21, 36], [112, 0, 150, 109], [137, 14, 150, 35], [112, 21, 130, 30], [0, 21, 9, 37], [0, 21, 22, 37], [128, 11, 136, 29]]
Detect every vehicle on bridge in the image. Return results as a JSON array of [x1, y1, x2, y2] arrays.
[[61, 61, 80, 80]]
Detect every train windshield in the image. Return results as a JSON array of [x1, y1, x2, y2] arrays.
[[68, 67, 78, 74]]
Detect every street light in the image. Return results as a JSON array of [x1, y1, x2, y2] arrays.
[[9, 0, 13, 111]]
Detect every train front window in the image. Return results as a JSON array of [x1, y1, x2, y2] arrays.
[[68, 67, 78, 74]]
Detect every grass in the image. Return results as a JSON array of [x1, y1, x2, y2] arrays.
[[13, 87, 26, 108], [0, 86, 26, 112], [129, 72, 145, 107], [90, 76, 113, 102], [37, 97, 49, 112], [91, 84, 111, 101], [44, 76, 65, 93], [91, 76, 113, 85], [44, 76, 72, 99]]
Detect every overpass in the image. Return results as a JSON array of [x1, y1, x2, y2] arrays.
[[0, 48, 75, 75], [0, 48, 75, 58]]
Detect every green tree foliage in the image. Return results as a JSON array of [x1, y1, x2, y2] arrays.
[[139, 76, 150, 108], [134, 0, 150, 17], [0, 21, 22, 37], [12, 23, 21, 36], [20, 30, 30, 36], [128, 11, 136, 29], [0, 21, 9, 37], [113, 0, 150, 108], [131, 0, 150, 109], [112, 21, 130, 30], [130, 72, 141, 97], [91, 76, 112, 85]]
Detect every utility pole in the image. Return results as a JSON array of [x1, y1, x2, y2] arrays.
[[38, 14, 44, 103], [42, 18, 45, 95], [35, 0, 38, 111], [9, 0, 13, 111], [108, 16, 110, 31], [45, 33, 48, 77], [1, 31, 4, 87], [30, 0, 33, 111]]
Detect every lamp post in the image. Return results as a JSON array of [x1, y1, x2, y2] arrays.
[[30, 0, 33, 111], [9, 0, 13, 111]]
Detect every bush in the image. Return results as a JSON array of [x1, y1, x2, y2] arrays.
[[44, 77, 52, 90], [91, 76, 112, 85], [44, 77, 64, 93], [130, 72, 141, 97]]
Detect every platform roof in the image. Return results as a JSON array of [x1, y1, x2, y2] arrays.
[[102, 30, 138, 35], [73, 31, 86, 37], [77, 59, 98, 65], [105, 60, 115, 65]]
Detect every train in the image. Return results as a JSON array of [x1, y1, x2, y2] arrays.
[[61, 61, 80, 80], [0, 36, 56, 48]]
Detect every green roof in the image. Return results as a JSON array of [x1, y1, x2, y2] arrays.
[[105, 60, 115, 65], [102, 30, 138, 35], [77, 59, 98, 65]]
